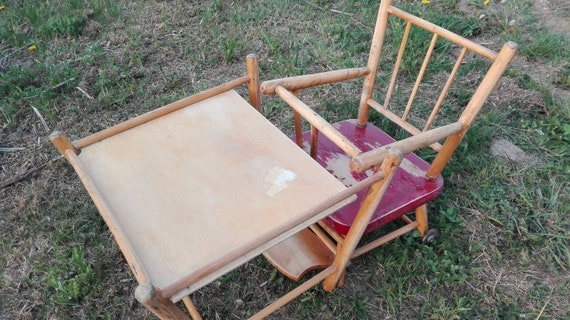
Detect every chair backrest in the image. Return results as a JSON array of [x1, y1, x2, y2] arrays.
[[354, 0, 517, 178]]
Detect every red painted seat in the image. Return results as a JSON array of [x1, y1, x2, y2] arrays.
[[302, 119, 443, 236]]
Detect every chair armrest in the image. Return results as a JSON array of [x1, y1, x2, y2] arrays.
[[275, 86, 362, 157], [261, 67, 370, 95], [350, 122, 464, 173]]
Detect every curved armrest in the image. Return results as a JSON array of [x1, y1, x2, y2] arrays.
[[261, 67, 370, 95], [350, 122, 464, 173]]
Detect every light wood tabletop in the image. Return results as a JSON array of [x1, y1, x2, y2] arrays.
[[76, 90, 355, 301]]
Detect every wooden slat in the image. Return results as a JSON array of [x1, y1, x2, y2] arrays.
[[318, 220, 345, 245], [309, 224, 337, 253], [260, 67, 370, 95]]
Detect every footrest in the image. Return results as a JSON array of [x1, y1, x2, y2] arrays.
[[263, 228, 335, 282]]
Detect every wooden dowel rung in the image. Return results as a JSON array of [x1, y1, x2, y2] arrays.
[[400, 215, 413, 224], [249, 266, 337, 320], [261, 67, 370, 95], [275, 86, 362, 157], [75, 76, 251, 148], [292, 90, 304, 147], [369, 99, 419, 135], [293, 110, 303, 147], [387, 6, 498, 61], [402, 33, 438, 122], [182, 296, 203, 320], [424, 46, 468, 131], [351, 221, 419, 259], [384, 21, 411, 110], [318, 221, 345, 244], [309, 224, 337, 253]]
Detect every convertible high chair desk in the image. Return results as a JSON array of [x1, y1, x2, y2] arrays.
[[50, 0, 516, 318]]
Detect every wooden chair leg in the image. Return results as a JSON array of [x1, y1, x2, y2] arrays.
[[415, 204, 428, 237], [135, 283, 190, 320], [323, 148, 404, 292], [182, 296, 203, 320]]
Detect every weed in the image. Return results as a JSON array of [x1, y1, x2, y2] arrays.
[[47, 246, 96, 304], [220, 37, 242, 62], [522, 30, 570, 64]]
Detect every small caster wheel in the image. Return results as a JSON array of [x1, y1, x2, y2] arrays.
[[422, 229, 439, 245]]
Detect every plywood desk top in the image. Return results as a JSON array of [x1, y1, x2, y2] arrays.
[[76, 90, 354, 301]]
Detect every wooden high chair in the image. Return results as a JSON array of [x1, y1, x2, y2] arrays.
[[49, 0, 517, 318], [261, 0, 517, 306], [49, 53, 404, 319]]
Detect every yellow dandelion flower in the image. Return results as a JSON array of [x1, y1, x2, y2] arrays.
[[0, 5, 6, 11], [28, 44, 37, 51], [484, 0, 490, 5], [421, 0, 430, 4]]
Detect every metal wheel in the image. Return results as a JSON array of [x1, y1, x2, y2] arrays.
[[421, 229, 439, 245]]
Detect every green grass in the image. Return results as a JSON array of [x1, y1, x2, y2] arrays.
[[1, 0, 569, 319]]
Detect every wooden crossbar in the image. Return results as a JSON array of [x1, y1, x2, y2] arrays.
[[367, 99, 444, 151], [387, 6, 498, 61], [350, 122, 463, 173], [74, 76, 251, 149]]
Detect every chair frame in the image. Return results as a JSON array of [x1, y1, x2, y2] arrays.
[[261, 0, 517, 299]]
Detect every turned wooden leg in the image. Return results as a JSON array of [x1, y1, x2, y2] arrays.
[[415, 204, 428, 237], [135, 283, 191, 320]]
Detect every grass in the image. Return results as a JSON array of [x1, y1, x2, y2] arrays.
[[1, 0, 569, 319]]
